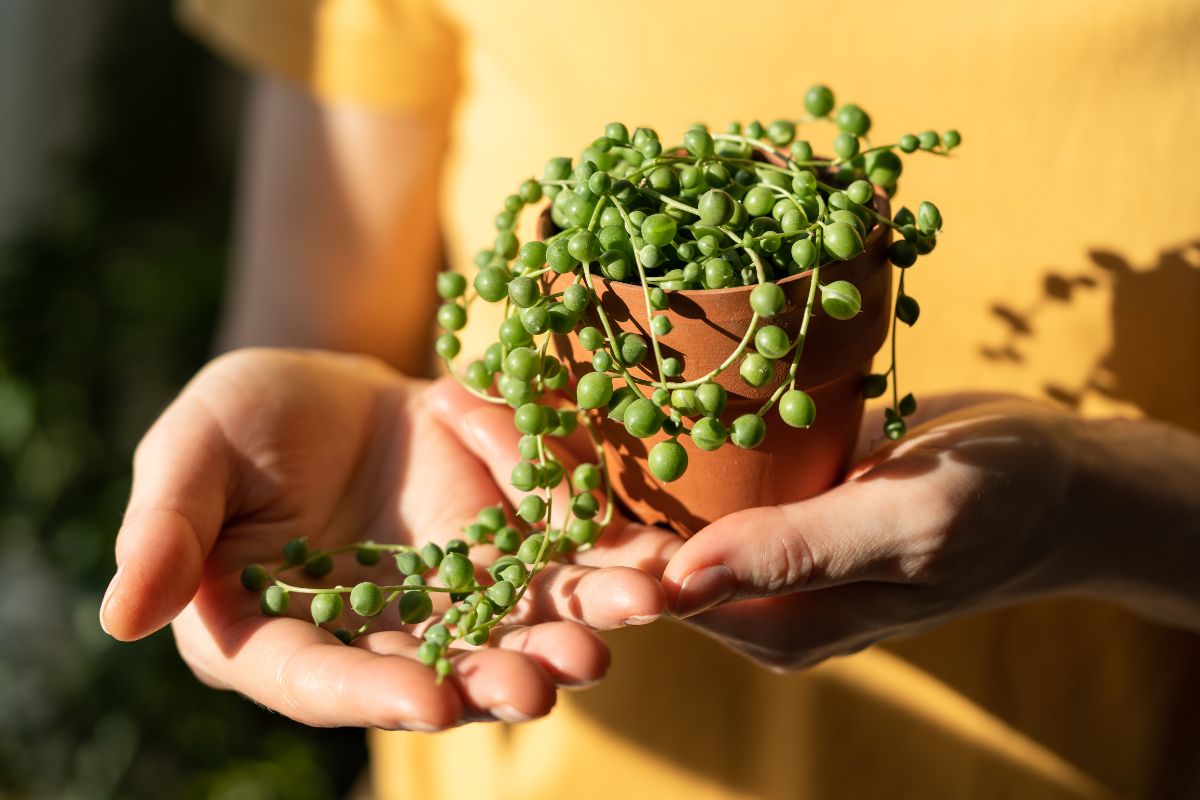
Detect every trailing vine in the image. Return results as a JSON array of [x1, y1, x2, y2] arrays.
[[240, 85, 958, 681]]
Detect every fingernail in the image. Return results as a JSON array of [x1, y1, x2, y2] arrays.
[[491, 704, 533, 723], [405, 721, 442, 733], [99, 565, 124, 636], [672, 565, 734, 618], [622, 614, 659, 626]]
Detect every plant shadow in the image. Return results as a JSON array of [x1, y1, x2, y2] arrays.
[[981, 239, 1200, 433]]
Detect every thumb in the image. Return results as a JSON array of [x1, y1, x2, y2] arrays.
[[427, 378, 682, 575], [426, 378, 581, 527], [101, 395, 233, 641], [662, 481, 912, 618]]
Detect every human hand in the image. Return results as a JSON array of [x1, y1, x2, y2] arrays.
[[425, 384, 684, 614], [659, 395, 1109, 670], [100, 349, 666, 729], [435, 383, 1200, 672]]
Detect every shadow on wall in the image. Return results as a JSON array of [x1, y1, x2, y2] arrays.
[[981, 240, 1200, 432]]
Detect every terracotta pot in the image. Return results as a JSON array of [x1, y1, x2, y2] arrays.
[[542, 194, 892, 538]]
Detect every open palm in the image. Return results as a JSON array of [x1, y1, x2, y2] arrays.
[[101, 348, 667, 730]]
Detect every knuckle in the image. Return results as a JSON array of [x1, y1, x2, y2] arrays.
[[754, 507, 815, 593], [274, 642, 316, 718]]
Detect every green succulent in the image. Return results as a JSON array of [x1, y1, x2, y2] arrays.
[[247, 86, 957, 682]]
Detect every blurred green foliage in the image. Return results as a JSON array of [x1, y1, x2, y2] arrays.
[[0, 2, 367, 797]]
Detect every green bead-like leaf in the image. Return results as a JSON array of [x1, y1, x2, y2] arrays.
[[779, 390, 816, 428], [311, 592, 344, 625], [399, 591, 434, 624], [486, 580, 517, 608], [241, 564, 269, 592], [350, 582, 385, 617], [439, 553, 475, 591], [820, 280, 863, 320], [261, 586, 289, 616], [648, 440, 688, 483], [896, 295, 921, 326]]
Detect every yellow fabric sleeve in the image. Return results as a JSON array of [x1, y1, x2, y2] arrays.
[[177, 0, 459, 111]]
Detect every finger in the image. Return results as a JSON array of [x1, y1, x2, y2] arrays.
[[662, 480, 927, 618], [102, 394, 234, 641], [174, 584, 465, 730], [356, 630, 559, 723], [511, 562, 665, 629], [360, 622, 610, 699], [428, 379, 581, 525], [429, 379, 679, 574], [450, 649, 556, 722], [404, 393, 512, 551], [567, 517, 680, 577], [492, 621, 610, 687]]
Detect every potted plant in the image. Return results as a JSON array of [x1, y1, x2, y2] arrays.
[[240, 85, 959, 680]]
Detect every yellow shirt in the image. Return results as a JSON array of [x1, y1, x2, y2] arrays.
[[180, 1, 1200, 797]]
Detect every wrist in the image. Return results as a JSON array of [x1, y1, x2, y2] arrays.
[[1066, 416, 1200, 629]]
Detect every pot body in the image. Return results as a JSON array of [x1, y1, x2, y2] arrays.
[[548, 199, 892, 538]]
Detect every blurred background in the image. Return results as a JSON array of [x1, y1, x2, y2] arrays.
[[0, 1, 367, 797]]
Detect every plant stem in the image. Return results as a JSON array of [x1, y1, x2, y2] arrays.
[[611, 196, 669, 392], [579, 413, 616, 528], [758, 229, 823, 417], [662, 311, 760, 390], [581, 261, 650, 401], [272, 579, 481, 595], [637, 187, 700, 219], [711, 133, 791, 163], [442, 359, 509, 405], [892, 272, 904, 415]]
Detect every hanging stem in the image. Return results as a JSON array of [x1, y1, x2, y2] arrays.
[[611, 196, 669, 391], [759, 228, 823, 417]]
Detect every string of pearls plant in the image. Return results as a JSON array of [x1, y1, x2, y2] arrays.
[[241, 86, 959, 681]]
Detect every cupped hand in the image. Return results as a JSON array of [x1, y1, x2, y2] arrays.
[[660, 394, 1100, 670], [100, 348, 666, 730], [424, 382, 684, 599]]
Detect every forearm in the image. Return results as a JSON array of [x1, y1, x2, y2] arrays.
[[1071, 416, 1200, 630], [218, 77, 445, 375]]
